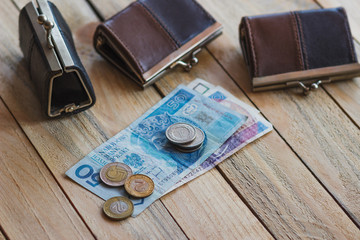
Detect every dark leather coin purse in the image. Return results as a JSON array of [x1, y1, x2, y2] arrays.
[[240, 8, 360, 95], [19, 0, 96, 117], [93, 0, 223, 87]]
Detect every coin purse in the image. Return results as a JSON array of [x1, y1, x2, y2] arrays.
[[19, 0, 96, 117], [239, 7, 360, 94], [93, 0, 223, 87]]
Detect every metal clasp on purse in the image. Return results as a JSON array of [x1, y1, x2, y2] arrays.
[[26, 0, 94, 117], [170, 48, 202, 72], [297, 80, 323, 95], [253, 63, 360, 95]]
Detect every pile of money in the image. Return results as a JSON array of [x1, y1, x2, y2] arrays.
[[66, 81, 272, 217], [166, 123, 205, 152], [100, 162, 155, 220]]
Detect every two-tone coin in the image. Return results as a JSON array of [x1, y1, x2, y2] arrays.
[[166, 123, 196, 145], [124, 174, 155, 198], [103, 196, 134, 220], [100, 162, 133, 187]]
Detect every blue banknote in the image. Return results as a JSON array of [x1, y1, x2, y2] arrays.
[[66, 85, 247, 216]]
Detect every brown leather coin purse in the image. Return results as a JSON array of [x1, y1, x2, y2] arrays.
[[93, 0, 222, 87], [239, 8, 360, 94]]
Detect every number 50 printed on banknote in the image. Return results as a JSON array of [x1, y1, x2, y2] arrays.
[[66, 85, 247, 216]]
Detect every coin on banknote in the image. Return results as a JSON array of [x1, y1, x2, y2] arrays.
[[100, 162, 133, 187], [175, 143, 203, 153], [103, 196, 134, 220], [166, 123, 196, 144], [177, 127, 205, 150], [125, 174, 154, 198]]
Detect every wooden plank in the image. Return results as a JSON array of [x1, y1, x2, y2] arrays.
[[314, 0, 360, 125], [156, 47, 360, 239], [85, 1, 275, 239], [0, 99, 94, 239], [30, 0, 273, 238], [5, 0, 187, 239], [89, 0, 360, 239], [196, 0, 360, 227], [5, 0, 273, 239], [0, 229, 7, 240]]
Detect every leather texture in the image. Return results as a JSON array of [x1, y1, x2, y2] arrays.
[[19, 1, 95, 117], [295, 8, 356, 69], [97, 2, 178, 74], [240, 7, 357, 78], [94, 0, 217, 81], [240, 12, 304, 77], [139, 0, 215, 46]]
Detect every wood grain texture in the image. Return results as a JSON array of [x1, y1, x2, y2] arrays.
[[90, 0, 360, 238], [61, 1, 275, 239], [3, 0, 273, 239], [1, 0, 359, 239], [0, 99, 94, 240], [314, 0, 360, 126], [154, 46, 360, 239], [198, 0, 360, 228], [5, 0, 186, 239], [0, 231, 6, 240]]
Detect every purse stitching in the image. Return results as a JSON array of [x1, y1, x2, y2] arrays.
[[339, 8, 356, 62], [290, 12, 304, 70], [136, 3, 178, 50], [139, 1, 180, 47], [104, 23, 145, 73], [245, 18, 258, 77], [295, 12, 309, 69]]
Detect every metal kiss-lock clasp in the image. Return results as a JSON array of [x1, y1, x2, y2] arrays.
[[37, 14, 54, 49], [171, 48, 202, 71], [298, 80, 322, 95]]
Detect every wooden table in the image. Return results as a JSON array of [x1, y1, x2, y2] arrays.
[[0, 0, 359, 239]]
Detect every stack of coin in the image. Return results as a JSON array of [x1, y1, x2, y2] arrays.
[[165, 123, 205, 152], [100, 162, 155, 220]]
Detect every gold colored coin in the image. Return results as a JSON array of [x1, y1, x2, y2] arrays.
[[125, 174, 154, 198], [103, 196, 134, 220], [100, 162, 132, 187]]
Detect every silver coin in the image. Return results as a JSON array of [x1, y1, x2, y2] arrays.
[[176, 127, 205, 149], [175, 143, 203, 153], [166, 123, 196, 144]]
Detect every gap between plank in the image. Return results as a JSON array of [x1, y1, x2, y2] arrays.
[[9, 0, 189, 238], [0, 225, 10, 240], [312, 1, 360, 130], [205, 46, 360, 230], [81, 2, 189, 238], [82, 1, 275, 237], [85, 0, 105, 21], [0, 96, 97, 239]]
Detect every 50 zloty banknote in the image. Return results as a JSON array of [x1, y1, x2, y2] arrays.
[[66, 85, 247, 216], [165, 79, 273, 193]]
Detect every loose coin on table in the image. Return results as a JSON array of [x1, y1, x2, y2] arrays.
[[100, 162, 133, 187], [176, 127, 205, 152], [103, 196, 134, 220], [125, 174, 155, 198], [166, 123, 196, 145]]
